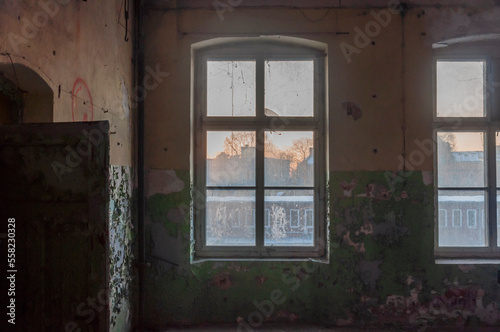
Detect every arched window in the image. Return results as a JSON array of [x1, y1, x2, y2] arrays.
[[433, 35, 500, 262], [191, 37, 328, 260]]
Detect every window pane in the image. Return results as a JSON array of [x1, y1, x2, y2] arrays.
[[265, 60, 314, 117], [495, 135, 500, 247], [264, 189, 314, 246], [265, 131, 314, 187], [497, 134, 500, 246], [437, 132, 486, 188], [438, 190, 487, 247], [497, 190, 500, 247], [438, 209, 447, 227], [496, 132, 500, 186], [206, 189, 255, 246], [466, 209, 477, 228], [305, 209, 314, 227], [207, 131, 255, 186], [436, 61, 485, 117], [207, 61, 255, 116]]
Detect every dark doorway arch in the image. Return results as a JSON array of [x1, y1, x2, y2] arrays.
[[0, 63, 53, 124]]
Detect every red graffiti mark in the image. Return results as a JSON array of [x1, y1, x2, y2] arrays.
[[71, 78, 93, 122]]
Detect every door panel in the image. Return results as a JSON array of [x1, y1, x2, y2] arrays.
[[0, 122, 109, 331]]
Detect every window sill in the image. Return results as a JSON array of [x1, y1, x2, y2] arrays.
[[191, 256, 329, 264], [436, 258, 500, 264]]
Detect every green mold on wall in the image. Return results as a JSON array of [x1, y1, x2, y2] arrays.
[[109, 165, 135, 331], [142, 169, 500, 329]]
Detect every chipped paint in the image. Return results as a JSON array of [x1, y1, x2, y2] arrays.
[[143, 170, 500, 329], [109, 165, 134, 332], [210, 272, 235, 290], [422, 171, 433, 185], [340, 179, 358, 197], [342, 101, 362, 120]]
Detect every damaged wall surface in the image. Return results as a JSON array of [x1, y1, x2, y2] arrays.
[[143, 2, 500, 330], [0, 1, 135, 331]]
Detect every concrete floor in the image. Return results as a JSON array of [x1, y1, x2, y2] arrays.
[[156, 324, 500, 332], [159, 327, 381, 332]]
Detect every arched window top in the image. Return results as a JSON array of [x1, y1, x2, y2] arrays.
[[192, 36, 327, 57], [433, 33, 500, 57], [433, 33, 500, 49], [190, 35, 328, 261]]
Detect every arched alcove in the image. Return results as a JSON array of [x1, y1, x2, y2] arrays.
[[0, 63, 53, 124]]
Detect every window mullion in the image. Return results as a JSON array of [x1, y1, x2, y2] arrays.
[[488, 128, 497, 248], [255, 56, 265, 252], [489, 58, 499, 249]]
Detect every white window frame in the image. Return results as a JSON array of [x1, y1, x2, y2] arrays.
[[305, 208, 314, 228], [452, 209, 462, 228], [290, 209, 300, 228], [247, 208, 256, 228], [467, 209, 477, 229], [234, 210, 241, 228], [191, 37, 328, 260], [438, 209, 447, 227], [264, 208, 270, 228], [434, 47, 500, 262]]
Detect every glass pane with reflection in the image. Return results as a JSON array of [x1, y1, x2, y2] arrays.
[[207, 61, 256, 116], [436, 60, 485, 117], [264, 189, 314, 246], [264, 60, 314, 117], [265, 131, 314, 187], [496, 133, 500, 246], [437, 132, 486, 188], [206, 189, 255, 246], [497, 190, 500, 247], [438, 190, 487, 247], [207, 131, 255, 186]]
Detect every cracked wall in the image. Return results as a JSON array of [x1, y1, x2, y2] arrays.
[[0, 1, 135, 331], [143, 2, 500, 330], [144, 170, 500, 329]]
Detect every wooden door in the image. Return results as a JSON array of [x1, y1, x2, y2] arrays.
[[0, 121, 109, 331]]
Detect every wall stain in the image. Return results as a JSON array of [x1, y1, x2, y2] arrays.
[[342, 101, 362, 120], [144, 170, 500, 329]]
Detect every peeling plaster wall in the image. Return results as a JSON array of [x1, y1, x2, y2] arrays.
[[144, 3, 500, 330], [109, 165, 135, 332], [0, 2, 135, 331], [145, 170, 500, 330], [0, 0, 134, 166]]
